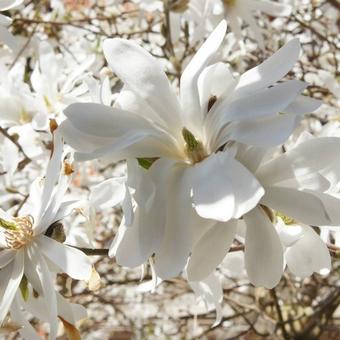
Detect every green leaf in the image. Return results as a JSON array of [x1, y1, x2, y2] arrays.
[[137, 158, 154, 170]]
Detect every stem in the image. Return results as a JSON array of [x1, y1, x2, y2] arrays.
[[271, 288, 290, 340]]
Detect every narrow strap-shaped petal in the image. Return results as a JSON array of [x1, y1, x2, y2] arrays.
[[29, 244, 58, 340], [244, 207, 283, 288], [103, 38, 182, 136], [36, 235, 92, 281], [180, 20, 227, 136], [235, 39, 301, 95], [10, 297, 42, 340], [187, 220, 238, 281], [261, 186, 331, 226], [256, 137, 340, 186], [0, 251, 24, 325]]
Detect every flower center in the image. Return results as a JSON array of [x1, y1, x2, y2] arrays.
[[1, 216, 34, 250], [182, 128, 208, 164]]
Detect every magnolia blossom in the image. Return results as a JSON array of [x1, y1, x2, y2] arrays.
[[30, 42, 95, 130], [0, 0, 23, 51], [187, 137, 340, 287], [61, 20, 320, 280], [0, 131, 92, 339], [188, 0, 291, 49]]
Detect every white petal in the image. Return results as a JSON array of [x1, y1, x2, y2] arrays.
[[89, 177, 126, 210], [154, 165, 213, 279], [64, 103, 157, 138], [198, 62, 236, 115], [189, 273, 223, 326], [187, 220, 237, 281], [57, 293, 87, 325], [256, 137, 340, 186], [228, 113, 300, 147], [261, 187, 331, 226], [36, 235, 92, 280], [30, 246, 58, 340], [37, 130, 63, 222], [220, 80, 307, 123], [180, 20, 227, 134], [0, 25, 19, 51], [282, 95, 321, 114], [112, 159, 176, 267], [285, 225, 331, 278], [103, 38, 182, 134], [251, 0, 292, 16], [244, 207, 283, 288], [0, 251, 24, 324], [10, 298, 41, 340], [191, 152, 263, 221], [236, 39, 300, 95], [0, 0, 23, 11], [0, 249, 15, 269], [308, 192, 340, 226]]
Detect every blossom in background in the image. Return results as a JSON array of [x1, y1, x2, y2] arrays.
[[30, 42, 95, 130], [0, 0, 23, 52], [188, 0, 292, 50], [0, 131, 91, 339], [61, 20, 321, 282]]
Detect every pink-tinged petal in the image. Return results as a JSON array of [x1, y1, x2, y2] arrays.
[[187, 220, 237, 281], [103, 38, 182, 134], [261, 187, 331, 226], [36, 235, 92, 280], [244, 207, 283, 288], [285, 225, 331, 278], [236, 39, 300, 95], [180, 20, 227, 135]]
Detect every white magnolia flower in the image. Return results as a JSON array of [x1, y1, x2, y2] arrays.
[[31, 42, 95, 130], [61, 21, 319, 280], [0, 131, 92, 339], [0, 0, 23, 51], [190, 0, 292, 49], [187, 137, 340, 288]]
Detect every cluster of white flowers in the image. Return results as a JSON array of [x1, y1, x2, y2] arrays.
[[0, 0, 339, 338]]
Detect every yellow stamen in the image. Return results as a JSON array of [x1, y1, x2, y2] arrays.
[[4, 216, 34, 250]]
